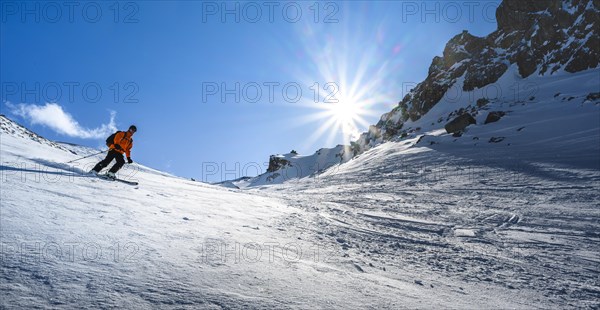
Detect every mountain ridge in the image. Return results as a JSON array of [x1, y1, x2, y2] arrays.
[[366, 0, 598, 150], [229, 0, 599, 186]]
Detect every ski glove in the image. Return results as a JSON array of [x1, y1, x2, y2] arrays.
[[127, 157, 133, 164], [114, 144, 123, 151]]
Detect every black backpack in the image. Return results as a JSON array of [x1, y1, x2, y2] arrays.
[[105, 131, 123, 147]]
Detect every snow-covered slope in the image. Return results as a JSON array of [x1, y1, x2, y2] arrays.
[[4, 103, 598, 308], [0, 115, 541, 309], [247, 88, 600, 307], [0, 117, 300, 308], [0, 114, 95, 158], [384, 65, 600, 163]]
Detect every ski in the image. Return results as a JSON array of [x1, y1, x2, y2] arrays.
[[113, 178, 139, 186], [96, 174, 139, 185]]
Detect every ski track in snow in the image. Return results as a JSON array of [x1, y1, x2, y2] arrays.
[[240, 67, 600, 309], [253, 141, 600, 309]]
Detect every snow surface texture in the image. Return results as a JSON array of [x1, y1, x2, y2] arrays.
[[1, 70, 599, 309]]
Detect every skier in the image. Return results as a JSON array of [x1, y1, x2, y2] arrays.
[[91, 125, 137, 179]]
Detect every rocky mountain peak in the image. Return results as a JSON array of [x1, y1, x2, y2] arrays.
[[355, 0, 599, 154], [495, 0, 562, 32]]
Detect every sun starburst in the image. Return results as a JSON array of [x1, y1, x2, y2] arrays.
[[286, 8, 402, 150]]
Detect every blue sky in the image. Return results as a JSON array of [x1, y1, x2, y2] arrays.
[[1, 1, 500, 182]]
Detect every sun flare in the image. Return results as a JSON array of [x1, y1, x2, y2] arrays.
[[288, 13, 402, 150], [294, 74, 392, 149], [330, 100, 359, 125], [322, 95, 369, 142]]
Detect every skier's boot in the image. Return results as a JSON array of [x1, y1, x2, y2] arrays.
[[106, 172, 116, 180]]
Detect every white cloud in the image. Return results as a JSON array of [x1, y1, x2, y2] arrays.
[[7, 102, 117, 139]]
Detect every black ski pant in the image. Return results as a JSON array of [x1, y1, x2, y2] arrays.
[[92, 150, 125, 173]]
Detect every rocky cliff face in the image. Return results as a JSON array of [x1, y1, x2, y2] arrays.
[[267, 155, 292, 172], [356, 0, 598, 152]]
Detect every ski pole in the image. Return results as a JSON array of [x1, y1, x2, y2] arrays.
[[65, 150, 105, 163]]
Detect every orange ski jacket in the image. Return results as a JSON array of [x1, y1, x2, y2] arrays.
[[110, 131, 133, 157]]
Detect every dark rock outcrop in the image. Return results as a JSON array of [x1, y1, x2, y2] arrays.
[[484, 111, 507, 124], [445, 113, 476, 134], [477, 98, 490, 108], [267, 156, 291, 173], [585, 92, 600, 102]]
